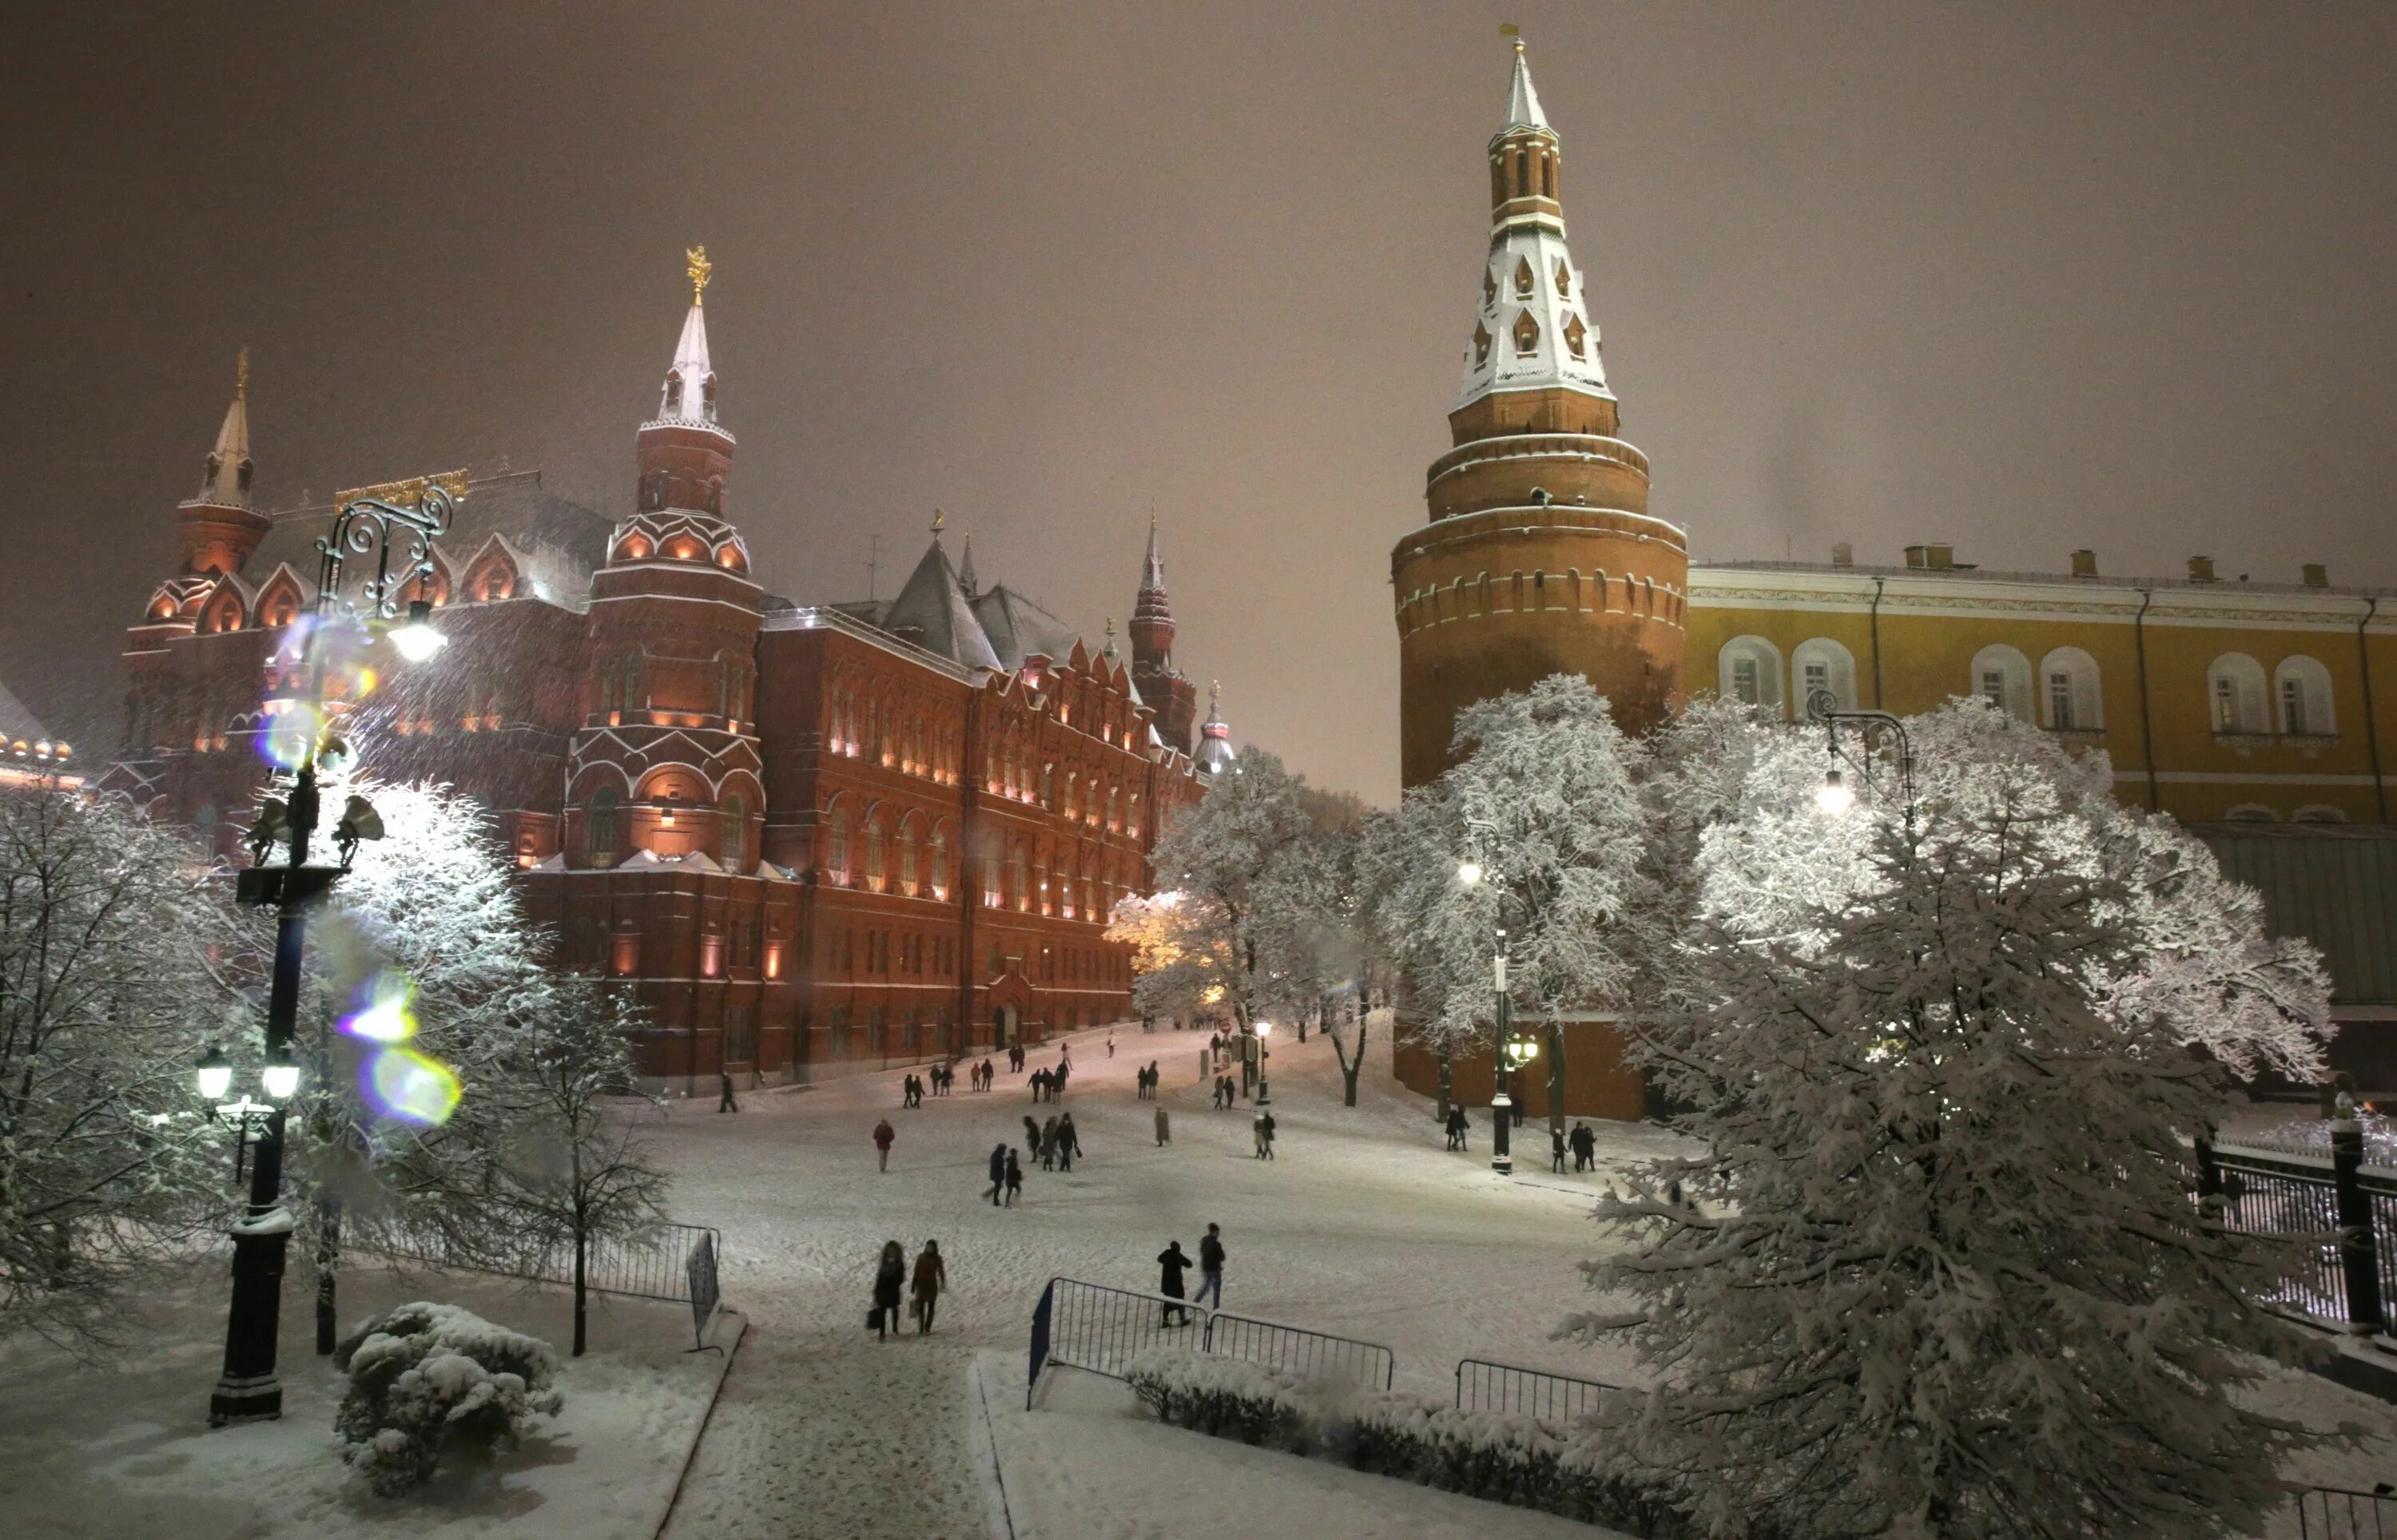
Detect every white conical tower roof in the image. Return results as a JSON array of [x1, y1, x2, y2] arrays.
[[647, 245, 729, 437], [189, 349, 254, 509], [1457, 42, 1612, 411], [1140, 515, 1165, 593], [1500, 40, 1548, 134]]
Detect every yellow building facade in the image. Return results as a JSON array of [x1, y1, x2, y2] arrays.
[[1687, 549, 2395, 826]]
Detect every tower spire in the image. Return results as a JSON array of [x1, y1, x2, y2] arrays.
[[957, 532, 980, 597], [1128, 516, 1195, 754], [193, 349, 253, 509], [635, 246, 735, 517]]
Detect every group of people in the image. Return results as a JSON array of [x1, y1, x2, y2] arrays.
[[1250, 1108, 1277, 1160], [1024, 1111, 1083, 1171], [1210, 1074, 1242, 1109], [870, 1239, 945, 1338], [1554, 1121, 1600, 1173], [1443, 1104, 1472, 1150], [984, 1142, 1022, 1205], [1029, 1059, 1071, 1102], [1134, 1062, 1166, 1098], [1004, 1043, 1029, 1073], [1155, 1222, 1226, 1325]]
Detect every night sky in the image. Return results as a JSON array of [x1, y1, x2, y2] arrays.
[[4, 1, 2390, 804]]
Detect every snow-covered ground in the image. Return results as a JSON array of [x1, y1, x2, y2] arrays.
[[10, 1027, 2393, 1538], [0, 1263, 729, 1540]]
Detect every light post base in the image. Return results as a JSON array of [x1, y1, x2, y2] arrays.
[[210, 1205, 296, 1428], [1491, 1092, 1513, 1176]]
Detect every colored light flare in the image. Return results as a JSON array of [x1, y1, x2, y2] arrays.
[[260, 701, 325, 771], [363, 1047, 461, 1126], [340, 974, 419, 1043]]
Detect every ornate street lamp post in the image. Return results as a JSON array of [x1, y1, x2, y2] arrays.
[[1805, 688, 1918, 841], [1459, 820, 1537, 1177], [209, 481, 451, 1427]]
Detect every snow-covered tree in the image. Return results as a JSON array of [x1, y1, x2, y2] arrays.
[[470, 972, 666, 1357], [1683, 699, 2331, 1080], [0, 783, 250, 1353], [1364, 675, 1651, 1129], [1116, 748, 1318, 1037], [1580, 732, 2343, 1538]]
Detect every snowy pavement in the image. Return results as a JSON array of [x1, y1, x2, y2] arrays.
[[646, 1022, 1676, 1538]]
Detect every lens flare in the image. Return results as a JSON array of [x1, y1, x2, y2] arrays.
[[364, 1047, 461, 1125], [340, 974, 419, 1043], [261, 701, 324, 770]]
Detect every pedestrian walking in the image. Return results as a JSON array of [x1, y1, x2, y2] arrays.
[[1260, 1109, 1276, 1160], [910, 1240, 946, 1334], [1551, 1126, 1568, 1173], [984, 1142, 1008, 1205], [1157, 1240, 1193, 1327], [1155, 1102, 1171, 1148], [1057, 1112, 1081, 1172], [717, 1068, 739, 1113], [1196, 1223, 1225, 1309], [1023, 1113, 1042, 1151], [1571, 1121, 1596, 1173], [1039, 1114, 1059, 1170], [873, 1117, 895, 1172], [1107, 1034, 1115, 1058], [871, 1240, 904, 1340], [980, 1058, 994, 1091], [1446, 1105, 1469, 1151], [1004, 1148, 1024, 1205]]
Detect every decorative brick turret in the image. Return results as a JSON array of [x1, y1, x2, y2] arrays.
[[176, 350, 272, 578], [1129, 517, 1197, 755]]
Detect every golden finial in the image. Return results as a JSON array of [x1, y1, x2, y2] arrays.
[[932, 507, 945, 534], [1501, 21, 1523, 50], [686, 244, 712, 305], [236, 347, 249, 398]]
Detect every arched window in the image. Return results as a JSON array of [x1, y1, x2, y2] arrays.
[[930, 828, 950, 900], [1968, 645, 2034, 723], [1717, 636, 1786, 714], [2224, 803, 2277, 824], [2037, 647, 2104, 732], [2206, 653, 2270, 736], [827, 805, 850, 885], [1010, 847, 1028, 911], [1513, 256, 1534, 297], [1790, 638, 1858, 713], [1107, 785, 1120, 831], [2275, 655, 2335, 736], [1040, 761, 1054, 807], [589, 788, 620, 861], [623, 653, 644, 714], [864, 818, 886, 892], [1512, 308, 1540, 355], [665, 370, 683, 415], [720, 793, 746, 869], [2295, 804, 2348, 824], [900, 822, 920, 896]]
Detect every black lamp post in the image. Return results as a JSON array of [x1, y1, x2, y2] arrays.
[[1459, 819, 1533, 1177], [1806, 688, 1918, 841], [208, 481, 449, 1427]]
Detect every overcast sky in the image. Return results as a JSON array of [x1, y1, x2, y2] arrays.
[[4, 1, 2390, 804]]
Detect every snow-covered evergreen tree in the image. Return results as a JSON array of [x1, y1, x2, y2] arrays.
[[0, 783, 249, 1353], [1580, 731, 2340, 1538]]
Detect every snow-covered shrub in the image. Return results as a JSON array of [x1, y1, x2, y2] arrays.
[[1122, 1350, 1704, 1534], [332, 1301, 562, 1495]]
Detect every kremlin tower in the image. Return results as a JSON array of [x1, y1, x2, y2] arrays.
[[1389, 39, 1687, 789], [1128, 518, 1198, 756]]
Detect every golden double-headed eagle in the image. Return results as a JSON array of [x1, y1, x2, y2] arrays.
[[687, 244, 712, 304]]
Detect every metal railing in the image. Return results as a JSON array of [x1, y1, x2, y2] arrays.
[[1026, 1278, 1395, 1404], [1453, 1356, 1619, 1423], [353, 1216, 723, 1305], [2213, 1143, 2351, 1325], [1206, 1309, 1394, 1390], [2296, 1485, 2397, 1538]]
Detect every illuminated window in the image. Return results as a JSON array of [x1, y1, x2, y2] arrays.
[[2275, 656, 2335, 736], [931, 828, 950, 900], [864, 819, 885, 892], [588, 788, 620, 860], [827, 806, 850, 885], [900, 823, 920, 896], [721, 793, 747, 869], [1512, 309, 1539, 355]]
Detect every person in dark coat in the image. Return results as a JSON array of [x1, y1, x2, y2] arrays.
[[1155, 1101, 1171, 1147], [984, 1142, 1008, 1205], [1446, 1105, 1469, 1151], [1023, 1113, 1042, 1151], [873, 1117, 896, 1172], [1157, 1240, 1193, 1326], [1196, 1223, 1226, 1309], [1551, 1126, 1568, 1173], [872, 1240, 904, 1340], [717, 1068, 739, 1113], [1570, 1121, 1596, 1172], [1003, 1147, 1024, 1205], [1056, 1112, 1081, 1171], [910, 1240, 946, 1334]]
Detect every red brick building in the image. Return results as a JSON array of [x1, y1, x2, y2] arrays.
[[107, 267, 1220, 1089]]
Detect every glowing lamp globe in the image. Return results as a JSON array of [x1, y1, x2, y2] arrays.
[[1457, 859, 1484, 886], [260, 1046, 301, 1102], [388, 599, 448, 663], [1816, 768, 1854, 816], [196, 1046, 233, 1101]]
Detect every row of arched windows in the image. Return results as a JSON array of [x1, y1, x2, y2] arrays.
[[827, 683, 962, 784], [1716, 636, 2342, 739]]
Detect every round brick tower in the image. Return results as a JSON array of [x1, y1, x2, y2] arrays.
[[1391, 41, 1687, 790]]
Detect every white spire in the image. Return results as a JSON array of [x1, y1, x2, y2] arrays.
[[649, 244, 727, 435], [1501, 39, 1548, 134], [192, 349, 253, 508], [1141, 514, 1165, 592]]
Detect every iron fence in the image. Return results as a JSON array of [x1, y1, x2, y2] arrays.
[[1453, 1356, 1619, 1423], [352, 1216, 723, 1306], [2295, 1485, 2397, 1538], [2212, 1143, 2352, 1325], [1206, 1310, 1394, 1390], [1025, 1279, 1396, 1403]]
